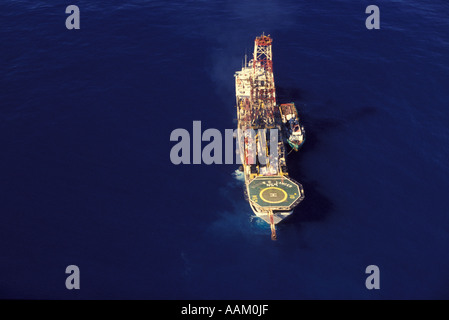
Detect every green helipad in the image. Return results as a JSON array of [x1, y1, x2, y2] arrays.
[[248, 176, 304, 209]]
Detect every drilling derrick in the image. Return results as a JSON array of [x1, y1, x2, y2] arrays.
[[251, 34, 276, 128]]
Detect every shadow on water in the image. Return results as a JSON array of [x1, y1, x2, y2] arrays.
[[274, 90, 379, 226], [276, 86, 305, 102], [300, 103, 378, 151], [285, 142, 334, 224]]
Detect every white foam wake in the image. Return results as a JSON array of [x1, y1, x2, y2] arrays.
[[232, 169, 245, 182]]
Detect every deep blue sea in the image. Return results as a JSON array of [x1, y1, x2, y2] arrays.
[[1, 0, 448, 299]]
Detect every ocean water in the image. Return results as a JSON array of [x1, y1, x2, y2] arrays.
[[1, 0, 448, 299]]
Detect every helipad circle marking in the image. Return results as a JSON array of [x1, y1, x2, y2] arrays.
[[259, 187, 288, 204]]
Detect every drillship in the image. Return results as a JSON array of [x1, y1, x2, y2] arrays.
[[235, 34, 305, 240]]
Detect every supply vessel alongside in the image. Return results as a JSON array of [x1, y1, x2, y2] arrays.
[[234, 34, 305, 240]]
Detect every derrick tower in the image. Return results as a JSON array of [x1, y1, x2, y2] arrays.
[[251, 34, 276, 128]]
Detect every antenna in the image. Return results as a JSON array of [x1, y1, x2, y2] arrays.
[[245, 48, 247, 67]]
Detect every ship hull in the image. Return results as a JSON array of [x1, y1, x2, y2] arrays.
[[234, 34, 305, 231], [250, 203, 293, 225]]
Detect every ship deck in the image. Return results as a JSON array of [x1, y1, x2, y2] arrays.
[[247, 175, 303, 210]]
